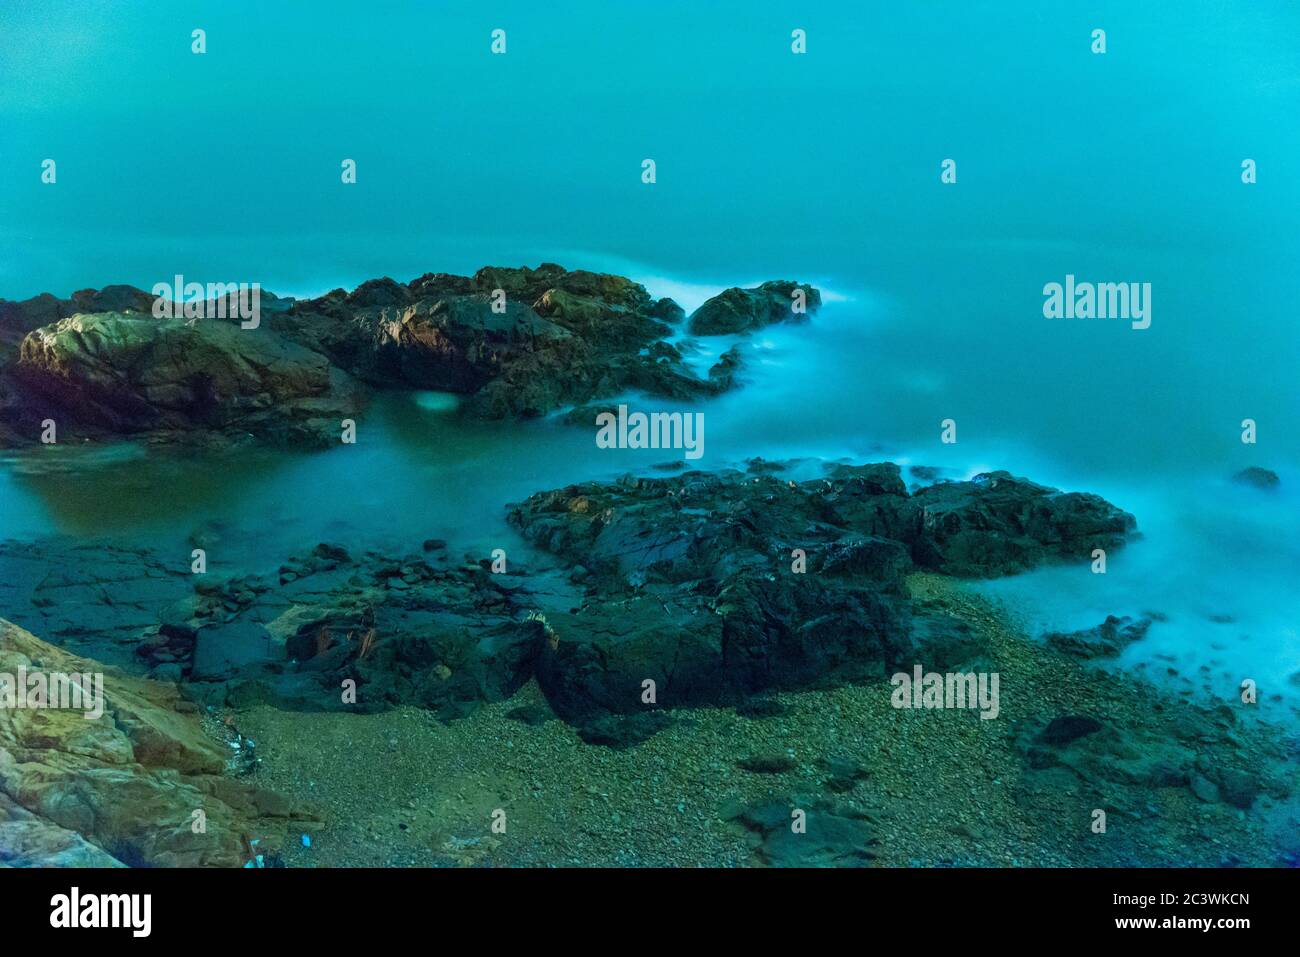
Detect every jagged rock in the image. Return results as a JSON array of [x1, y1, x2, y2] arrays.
[[0, 285, 155, 356], [350, 618, 543, 719], [507, 464, 1134, 726], [1044, 615, 1153, 659], [688, 281, 821, 335], [0, 618, 315, 866], [274, 263, 755, 422], [2, 266, 798, 447], [909, 471, 1136, 577]]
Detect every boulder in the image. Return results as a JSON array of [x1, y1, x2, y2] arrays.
[[0, 618, 315, 867], [276, 263, 745, 421], [11, 312, 362, 447], [508, 465, 1135, 729], [908, 471, 1137, 577], [687, 280, 821, 335]]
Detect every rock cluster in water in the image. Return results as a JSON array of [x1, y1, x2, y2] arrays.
[[0, 463, 1136, 749], [0, 265, 818, 448]]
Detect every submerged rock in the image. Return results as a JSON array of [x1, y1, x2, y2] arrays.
[[1232, 466, 1280, 490], [725, 798, 878, 867], [1044, 615, 1153, 659]]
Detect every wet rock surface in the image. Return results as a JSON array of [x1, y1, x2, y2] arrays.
[[1044, 615, 1153, 659], [0, 618, 316, 867], [507, 464, 1135, 729], [0, 265, 804, 448], [8, 308, 361, 448], [907, 471, 1136, 577], [0, 463, 1137, 753], [723, 798, 878, 867], [687, 281, 821, 336], [0, 539, 195, 668]]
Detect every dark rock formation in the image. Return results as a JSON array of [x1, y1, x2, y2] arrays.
[[0, 462, 1135, 746], [272, 263, 735, 420], [687, 281, 821, 335], [1233, 466, 1280, 490], [1044, 615, 1153, 659], [0, 265, 790, 447], [908, 471, 1136, 577], [507, 464, 1135, 728], [9, 311, 362, 447]]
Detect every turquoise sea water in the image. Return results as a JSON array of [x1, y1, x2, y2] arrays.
[[1, 1, 1298, 713]]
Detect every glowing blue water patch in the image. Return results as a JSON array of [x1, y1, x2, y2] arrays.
[[412, 392, 461, 413]]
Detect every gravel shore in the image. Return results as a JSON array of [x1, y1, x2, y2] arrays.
[[235, 574, 1297, 867]]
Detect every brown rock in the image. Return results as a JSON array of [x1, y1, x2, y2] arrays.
[[0, 618, 317, 867]]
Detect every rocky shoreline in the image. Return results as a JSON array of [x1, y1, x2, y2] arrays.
[[2, 451, 1296, 867], [222, 578, 1300, 868], [1, 462, 1136, 741], [0, 266, 1294, 868]]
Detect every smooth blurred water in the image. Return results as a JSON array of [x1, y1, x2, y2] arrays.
[[1, 1, 1297, 712]]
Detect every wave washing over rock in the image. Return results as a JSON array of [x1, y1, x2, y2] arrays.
[[0, 266, 1295, 869]]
